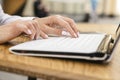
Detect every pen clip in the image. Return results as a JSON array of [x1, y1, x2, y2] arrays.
[[116, 24, 120, 35]]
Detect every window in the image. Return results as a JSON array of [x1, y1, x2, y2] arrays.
[[116, 0, 120, 15]]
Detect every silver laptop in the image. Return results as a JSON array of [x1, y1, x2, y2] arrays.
[[9, 24, 120, 62]]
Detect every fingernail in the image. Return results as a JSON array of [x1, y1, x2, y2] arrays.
[[74, 33, 77, 38], [45, 35, 48, 38], [27, 29, 32, 34], [77, 32, 80, 37], [62, 31, 70, 36], [32, 36, 34, 40], [37, 36, 40, 39], [30, 35, 34, 40], [35, 36, 38, 40]]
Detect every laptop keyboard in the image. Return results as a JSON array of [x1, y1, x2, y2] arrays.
[[37, 34, 105, 53], [10, 33, 105, 54]]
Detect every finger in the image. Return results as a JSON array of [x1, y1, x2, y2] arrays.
[[25, 21, 36, 40], [39, 29, 48, 39], [44, 25, 62, 36], [16, 23, 32, 35], [54, 16, 77, 38], [31, 20, 48, 39], [44, 25, 73, 37], [62, 16, 79, 36], [32, 20, 48, 39], [32, 20, 41, 39]]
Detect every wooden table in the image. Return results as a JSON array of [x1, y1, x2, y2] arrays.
[[0, 23, 120, 80]]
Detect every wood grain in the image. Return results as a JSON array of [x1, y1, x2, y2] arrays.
[[0, 23, 120, 80]]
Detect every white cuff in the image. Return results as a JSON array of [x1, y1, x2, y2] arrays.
[[21, 17, 35, 20]]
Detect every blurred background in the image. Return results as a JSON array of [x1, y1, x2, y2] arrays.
[[0, 0, 120, 80], [1, 0, 120, 24]]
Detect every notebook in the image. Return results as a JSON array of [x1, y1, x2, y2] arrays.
[[9, 24, 120, 62]]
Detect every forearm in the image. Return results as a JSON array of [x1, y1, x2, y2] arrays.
[[0, 25, 21, 44]]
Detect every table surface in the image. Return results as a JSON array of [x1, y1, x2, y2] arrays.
[[0, 23, 120, 80]]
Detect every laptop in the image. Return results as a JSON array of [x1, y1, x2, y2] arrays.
[[9, 24, 120, 62]]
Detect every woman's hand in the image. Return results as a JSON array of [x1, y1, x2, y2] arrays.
[[0, 15, 79, 44], [0, 20, 46, 44], [34, 15, 79, 38]]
